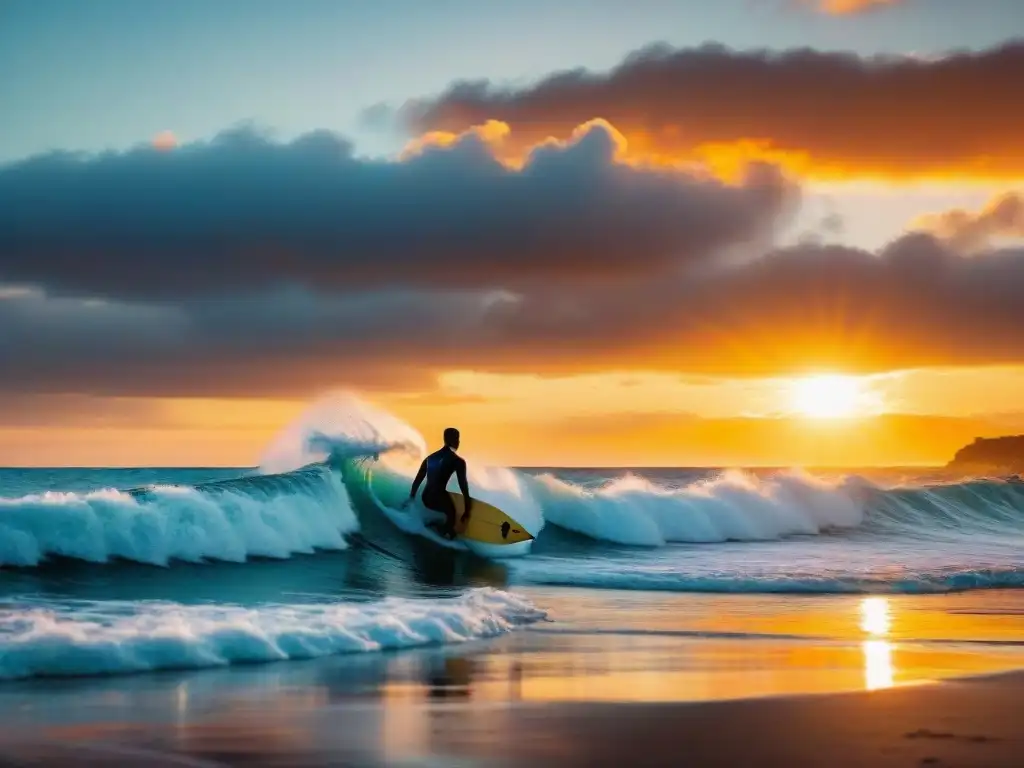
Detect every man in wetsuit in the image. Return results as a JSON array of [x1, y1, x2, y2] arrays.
[[405, 428, 472, 539]]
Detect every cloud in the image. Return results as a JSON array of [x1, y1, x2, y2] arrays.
[[0, 284, 463, 396], [467, 234, 1024, 376], [801, 0, 907, 14], [913, 191, 1024, 252], [5, 232, 1024, 399], [0, 122, 793, 301], [397, 41, 1024, 179], [4, 121, 1024, 401]]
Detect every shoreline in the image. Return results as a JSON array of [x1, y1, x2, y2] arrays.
[[3, 585, 1024, 765], [4, 583, 1024, 765], [2, 671, 1022, 766], [441, 671, 1024, 767]]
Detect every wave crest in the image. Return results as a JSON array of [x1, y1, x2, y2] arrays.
[[259, 392, 426, 474], [0, 466, 355, 567], [0, 588, 544, 680], [528, 469, 865, 546]]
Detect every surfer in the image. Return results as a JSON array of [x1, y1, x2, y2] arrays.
[[405, 427, 472, 539]]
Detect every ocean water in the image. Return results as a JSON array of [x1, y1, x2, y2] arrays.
[[2, 393, 1024, 693]]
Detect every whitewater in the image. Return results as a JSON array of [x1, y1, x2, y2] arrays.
[[2, 393, 1024, 682]]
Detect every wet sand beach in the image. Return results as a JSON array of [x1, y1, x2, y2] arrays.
[[2, 588, 1024, 766], [2, 671, 1023, 766]]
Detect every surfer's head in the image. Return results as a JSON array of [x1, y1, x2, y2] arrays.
[[443, 427, 460, 450]]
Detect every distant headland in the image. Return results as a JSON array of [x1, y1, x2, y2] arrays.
[[947, 435, 1024, 475]]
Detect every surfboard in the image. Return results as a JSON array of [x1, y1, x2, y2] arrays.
[[359, 463, 534, 553], [447, 492, 534, 545]]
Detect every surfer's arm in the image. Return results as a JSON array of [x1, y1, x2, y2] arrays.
[[409, 460, 427, 499], [456, 459, 472, 518]]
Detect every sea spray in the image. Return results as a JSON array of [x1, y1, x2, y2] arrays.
[[259, 392, 426, 474]]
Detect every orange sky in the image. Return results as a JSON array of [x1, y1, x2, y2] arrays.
[[3, 34, 1024, 468], [2, 155, 1022, 467], [4, 365, 1024, 467]]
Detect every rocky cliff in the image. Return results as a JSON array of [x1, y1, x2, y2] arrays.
[[947, 435, 1024, 474]]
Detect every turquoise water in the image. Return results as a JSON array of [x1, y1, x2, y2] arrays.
[[2, 458, 1024, 684], [1, 394, 1024, 685]]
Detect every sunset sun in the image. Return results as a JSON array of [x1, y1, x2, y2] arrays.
[[790, 374, 866, 419]]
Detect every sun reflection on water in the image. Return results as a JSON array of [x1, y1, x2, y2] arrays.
[[860, 597, 894, 690], [860, 597, 890, 636]]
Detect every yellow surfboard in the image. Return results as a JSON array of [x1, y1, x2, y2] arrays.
[[448, 492, 534, 545]]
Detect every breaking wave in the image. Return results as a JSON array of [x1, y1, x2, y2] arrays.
[[0, 588, 544, 680], [0, 465, 355, 567], [4, 391, 1024, 595], [525, 469, 865, 547]]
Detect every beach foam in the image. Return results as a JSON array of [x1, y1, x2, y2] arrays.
[[0, 588, 544, 680]]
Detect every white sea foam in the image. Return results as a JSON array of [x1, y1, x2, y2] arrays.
[[527, 469, 865, 546], [0, 588, 544, 680], [0, 467, 356, 567], [259, 392, 426, 474]]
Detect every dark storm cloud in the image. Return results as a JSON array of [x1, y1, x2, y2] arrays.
[[398, 41, 1024, 178], [461, 234, 1024, 375], [4, 115, 1024, 402], [5, 232, 1024, 398], [0, 122, 791, 301], [0, 286, 474, 396]]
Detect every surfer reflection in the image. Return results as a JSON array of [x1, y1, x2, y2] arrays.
[[404, 428, 472, 540], [425, 654, 475, 698]]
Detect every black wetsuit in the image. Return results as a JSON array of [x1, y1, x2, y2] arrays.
[[410, 447, 471, 537]]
